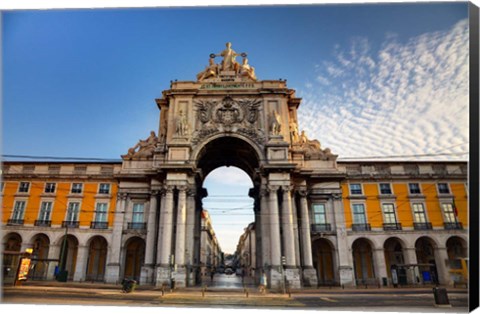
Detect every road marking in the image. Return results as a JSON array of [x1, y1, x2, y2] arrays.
[[320, 297, 338, 303]]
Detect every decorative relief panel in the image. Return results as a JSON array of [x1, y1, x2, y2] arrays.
[[192, 95, 265, 145]]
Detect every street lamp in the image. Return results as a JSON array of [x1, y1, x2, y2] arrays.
[[281, 255, 286, 294]]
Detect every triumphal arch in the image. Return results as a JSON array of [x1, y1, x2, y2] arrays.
[[106, 43, 353, 289]]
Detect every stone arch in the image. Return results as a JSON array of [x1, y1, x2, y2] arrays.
[[28, 233, 51, 280], [58, 234, 79, 281], [192, 133, 263, 181], [383, 237, 405, 280], [3, 232, 22, 252], [446, 236, 467, 259], [312, 238, 336, 285], [85, 236, 108, 282], [414, 236, 439, 284], [352, 238, 375, 283], [123, 237, 145, 281]]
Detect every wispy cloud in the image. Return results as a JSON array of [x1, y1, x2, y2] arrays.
[[298, 19, 469, 160]]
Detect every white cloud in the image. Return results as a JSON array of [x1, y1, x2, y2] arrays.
[[298, 19, 469, 160], [205, 166, 254, 187]]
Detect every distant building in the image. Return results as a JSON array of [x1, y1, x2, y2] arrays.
[[235, 222, 256, 277], [199, 209, 222, 279]]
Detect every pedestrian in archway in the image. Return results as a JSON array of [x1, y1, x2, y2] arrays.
[[259, 271, 267, 294]]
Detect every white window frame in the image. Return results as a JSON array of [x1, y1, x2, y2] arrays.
[[18, 182, 30, 193], [411, 202, 428, 223], [437, 182, 451, 194], [132, 203, 145, 223], [408, 183, 422, 195], [66, 202, 81, 222], [379, 183, 393, 195], [94, 202, 109, 222], [349, 183, 363, 195], [351, 203, 367, 224], [98, 183, 111, 195], [441, 202, 457, 223], [44, 182, 56, 194], [71, 183, 83, 194], [38, 201, 53, 221], [312, 203, 327, 225], [381, 203, 397, 224], [12, 200, 27, 220]]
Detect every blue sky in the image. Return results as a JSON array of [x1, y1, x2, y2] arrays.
[[2, 3, 470, 253]]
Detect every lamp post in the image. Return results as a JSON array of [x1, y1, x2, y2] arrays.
[[281, 255, 286, 294]]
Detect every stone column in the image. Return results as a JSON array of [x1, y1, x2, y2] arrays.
[[434, 247, 450, 285], [268, 185, 283, 290], [332, 193, 354, 287], [281, 185, 301, 289], [373, 248, 388, 285], [403, 247, 418, 285], [173, 186, 188, 287], [291, 195, 301, 267], [299, 190, 317, 287], [73, 245, 88, 282], [185, 188, 196, 286], [156, 186, 174, 285], [260, 188, 271, 269], [141, 190, 159, 284], [105, 193, 127, 283], [281, 186, 296, 267]]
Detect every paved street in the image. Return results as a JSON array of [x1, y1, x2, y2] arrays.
[[1, 279, 469, 312]]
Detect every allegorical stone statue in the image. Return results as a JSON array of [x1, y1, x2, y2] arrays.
[[123, 131, 158, 159], [214, 42, 242, 73], [197, 57, 218, 81], [289, 120, 299, 142], [239, 58, 257, 81], [270, 110, 282, 136], [299, 130, 337, 161], [175, 110, 189, 136]]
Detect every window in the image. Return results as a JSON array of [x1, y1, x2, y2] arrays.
[[98, 183, 110, 194], [438, 183, 450, 194], [18, 182, 30, 193], [352, 204, 366, 224], [412, 203, 427, 223], [39, 202, 53, 221], [71, 183, 83, 194], [95, 203, 108, 222], [66, 202, 80, 222], [350, 184, 362, 195], [382, 203, 397, 224], [132, 203, 144, 223], [379, 183, 392, 195], [442, 203, 457, 223], [408, 183, 421, 194], [12, 201, 26, 220], [312, 204, 327, 224], [44, 182, 56, 193]]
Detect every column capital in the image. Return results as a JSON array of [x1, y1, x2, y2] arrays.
[[150, 190, 161, 197], [165, 185, 175, 193], [296, 188, 308, 198], [259, 187, 269, 198], [282, 185, 294, 192], [118, 193, 128, 200], [266, 185, 279, 193], [177, 185, 188, 193]]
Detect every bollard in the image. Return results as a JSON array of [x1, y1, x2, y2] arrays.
[[246, 289, 249, 298], [342, 284, 345, 290], [288, 288, 291, 298], [161, 286, 165, 297]]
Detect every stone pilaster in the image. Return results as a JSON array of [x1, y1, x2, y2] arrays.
[[403, 247, 419, 285], [155, 186, 175, 286], [259, 188, 271, 269], [47, 244, 61, 280], [73, 245, 88, 282], [185, 188, 196, 286], [268, 185, 283, 290], [373, 248, 388, 285], [105, 193, 127, 284], [298, 190, 317, 287], [141, 190, 159, 284], [332, 193, 354, 286], [173, 186, 188, 287], [434, 247, 450, 285], [281, 185, 296, 267]]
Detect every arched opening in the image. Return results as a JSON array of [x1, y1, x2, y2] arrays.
[[86, 236, 108, 282], [415, 237, 438, 284], [446, 236, 468, 284], [383, 237, 406, 284], [58, 235, 79, 280], [352, 238, 375, 284], [312, 238, 335, 285], [2, 233, 23, 282], [194, 136, 261, 288], [124, 237, 145, 281], [29, 233, 50, 280]]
